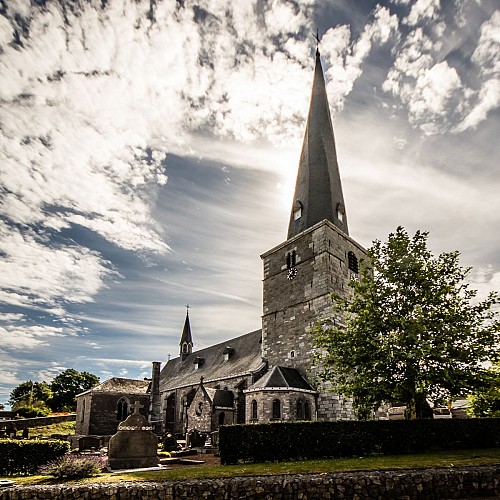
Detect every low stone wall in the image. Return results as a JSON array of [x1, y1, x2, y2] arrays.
[[0, 414, 76, 430], [1, 465, 499, 499]]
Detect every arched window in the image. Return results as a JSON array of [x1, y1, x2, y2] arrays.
[[304, 400, 311, 420], [251, 400, 258, 420], [117, 397, 129, 421], [348, 251, 359, 274], [286, 250, 297, 269], [272, 399, 281, 419], [80, 398, 86, 422], [296, 399, 304, 420]]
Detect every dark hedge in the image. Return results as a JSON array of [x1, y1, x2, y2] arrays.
[[219, 418, 500, 465], [0, 439, 70, 475]]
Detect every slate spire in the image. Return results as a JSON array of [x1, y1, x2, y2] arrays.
[[179, 306, 193, 360], [287, 49, 349, 239]]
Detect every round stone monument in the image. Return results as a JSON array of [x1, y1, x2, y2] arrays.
[[108, 401, 159, 470]]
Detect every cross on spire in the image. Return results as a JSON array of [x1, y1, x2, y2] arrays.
[[314, 28, 321, 55], [131, 400, 144, 415]]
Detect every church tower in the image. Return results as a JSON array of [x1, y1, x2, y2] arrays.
[[179, 307, 193, 361], [260, 49, 366, 420]]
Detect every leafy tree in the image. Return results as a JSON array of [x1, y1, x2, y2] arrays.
[[49, 369, 99, 411], [312, 227, 500, 420], [9, 381, 53, 411], [467, 361, 500, 418]]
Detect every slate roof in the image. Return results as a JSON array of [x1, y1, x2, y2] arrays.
[[160, 329, 263, 392], [248, 365, 316, 392], [204, 387, 235, 408], [77, 377, 151, 397], [287, 49, 349, 239]]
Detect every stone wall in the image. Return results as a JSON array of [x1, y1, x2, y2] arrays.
[[1, 466, 498, 499], [76, 393, 150, 436], [244, 390, 316, 423], [0, 414, 75, 430], [261, 220, 366, 379]]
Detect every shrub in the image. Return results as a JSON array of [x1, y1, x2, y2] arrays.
[[0, 439, 69, 475], [15, 405, 50, 418], [219, 418, 500, 465], [39, 454, 108, 478]]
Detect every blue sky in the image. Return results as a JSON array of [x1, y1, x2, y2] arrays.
[[1, 0, 499, 408]]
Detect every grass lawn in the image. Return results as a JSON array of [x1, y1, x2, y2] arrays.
[[3, 448, 500, 486], [27, 421, 75, 439]]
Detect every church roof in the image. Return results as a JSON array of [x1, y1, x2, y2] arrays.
[[287, 49, 348, 239], [160, 329, 263, 392], [77, 377, 151, 397], [203, 387, 235, 408], [247, 365, 315, 391]]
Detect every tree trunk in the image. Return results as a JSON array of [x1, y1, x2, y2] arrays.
[[407, 394, 417, 420]]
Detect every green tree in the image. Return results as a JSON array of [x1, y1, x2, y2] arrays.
[[9, 381, 53, 411], [49, 369, 99, 411], [467, 361, 500, 418], [312, 227, 500, 420]]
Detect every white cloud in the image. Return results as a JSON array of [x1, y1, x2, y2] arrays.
[[410, 61, 462, 130], [455, 11, 500, 132], [382, 25, 463, 133], [455, 78, 500, 132], [0, 222, 113, 309], [404, 0, 441, 26], [322, 6, 399, 111], [471, 10, 500, 77], [383, 6, 500, 134], [0, 324, 70, 350]]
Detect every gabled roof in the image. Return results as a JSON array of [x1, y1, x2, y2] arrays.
[[203, 387, 234, 408], [287, 49, 348, 239], [77, 377, 151, 397], [160, 329, 263, 392], [247, 365, 315, 392]]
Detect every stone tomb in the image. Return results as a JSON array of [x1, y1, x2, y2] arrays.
[[108, 401, 158, 470]]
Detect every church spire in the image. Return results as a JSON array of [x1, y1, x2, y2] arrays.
[[287, 48, 348, 239], [179, 306, 193, 360]]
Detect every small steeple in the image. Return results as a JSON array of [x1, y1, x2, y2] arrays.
[[287, 44, 349, 239], [179, 306, 193, 360]]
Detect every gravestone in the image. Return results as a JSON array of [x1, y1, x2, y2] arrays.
[[78, 435, 101, 452], [108, 401, 158, 470]]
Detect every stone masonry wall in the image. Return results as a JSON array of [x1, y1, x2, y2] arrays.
[[1, 466, 499, 499], [245, 390, 316, 423], [0, 414, 75, 431], [261, 220, 366, 421], [261, 220, 366, 378]]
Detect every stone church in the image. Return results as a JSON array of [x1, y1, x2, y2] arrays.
[[75, 48, 367, 441]]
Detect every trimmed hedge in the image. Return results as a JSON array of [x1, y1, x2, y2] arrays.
[[0, 439, 70, 475], [219, 418, 500, 465]]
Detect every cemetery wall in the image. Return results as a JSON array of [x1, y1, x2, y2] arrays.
[[1, 465, 499, 499], [0, 414, 75, 430]]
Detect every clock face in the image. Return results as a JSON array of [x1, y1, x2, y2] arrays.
[[287, 267, 297, 280]]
